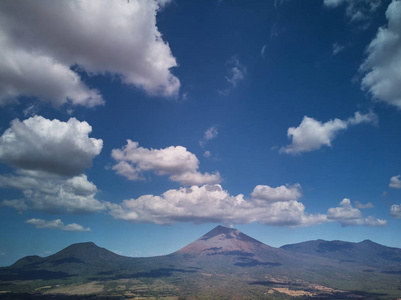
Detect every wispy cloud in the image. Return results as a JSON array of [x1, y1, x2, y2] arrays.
[[199, 126, 218, 149], [25, 218, 91, 232], [218, 56, 246, 95], [355, 201, 374, 209], [323, 0, 383, 27], [332, 42, 345, 55]]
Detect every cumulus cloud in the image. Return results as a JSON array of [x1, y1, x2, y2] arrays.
[[390, 204, 401, 218], [0, 172, 105, 214], [280, 111, 377, 155], [327, 198, 386, 226], [0, 116, 102, 176], [25, 218, 91, 232], [323, 0, 382, 24], [107, 183, 326, 226], [111, 140, 221, 186], [251, 184, 302, 202], [0, 0, 179, 107], [360, 1, 401, 109], [389, 175, 401, 188]]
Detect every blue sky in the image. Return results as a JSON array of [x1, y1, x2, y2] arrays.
[[1, 0, 401, 266]]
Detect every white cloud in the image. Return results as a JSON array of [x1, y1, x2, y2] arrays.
[[203, 150, 211, 158], [199, 126, 218, 148], [218, 56, 246, 95], [323, 0, 383, 24], [25, 218, 91, 232], [390, 204, 401, 218], [107, 184, 326, 227], [0, 0, 179, 107], [327, 198, 386, 226], [280, 111, 377, 155], [332, 43, 345, 55], [251, 184, 302, 202], [0, 116, 102, 176], [225, 57, 246, 87], [389, 175, 401, 188], [0, 199, 28, 213], [0, 172, 105, 214], [354, 201, 374, 209], [360, 1, 401, 109], [261, 45, 268, 59], [111, 140, 221, 186], [205, 126, 218, 141]]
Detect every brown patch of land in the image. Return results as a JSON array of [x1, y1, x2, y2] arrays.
[[43, 281, 103, 295]]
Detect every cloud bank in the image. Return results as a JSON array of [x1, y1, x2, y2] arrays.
[[0, 0, 179, 107], [111, 140, 221, 185], [107, 183, 325, 226], [280, 111, 377, 155], [107, 183, 385, 227]]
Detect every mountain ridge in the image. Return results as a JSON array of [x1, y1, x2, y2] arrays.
[[1, 225, 401, 299]]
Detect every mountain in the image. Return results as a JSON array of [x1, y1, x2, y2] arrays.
[[281, 239, 401, 267], [2, 242, 133, 281], [12, 242, 128, 269], [1, 226, 401, 299], [175, 225, 277, 256]]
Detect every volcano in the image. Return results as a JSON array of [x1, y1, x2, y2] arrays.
[[175, 225, 276, 256], [1, 225, 401, 299]]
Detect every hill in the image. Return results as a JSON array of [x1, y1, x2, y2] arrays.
[[1, 226, 401, 299], [280, 239, 401, 268]]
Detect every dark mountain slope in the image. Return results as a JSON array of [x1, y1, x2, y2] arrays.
[[281, 239, 401, 267], [4, 242, 136, 280], [12, 242, 128, 268]]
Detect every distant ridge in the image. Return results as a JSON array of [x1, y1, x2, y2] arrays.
[[281, 239, 401, 267]]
